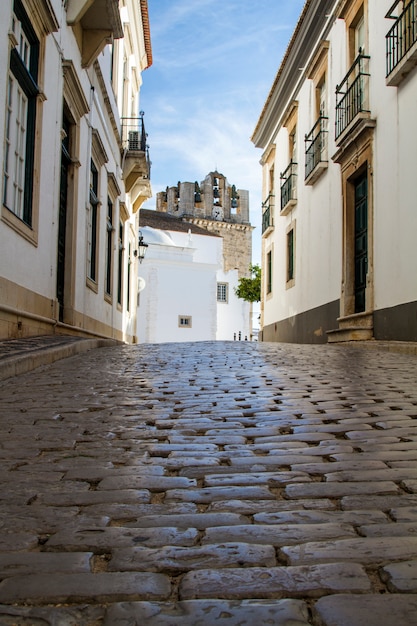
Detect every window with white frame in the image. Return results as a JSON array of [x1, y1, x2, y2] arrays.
[[217, 282, 228, 302], [3, 0, 39, 226], [105, 196, 113, 297], [87, 160, 99, 283]]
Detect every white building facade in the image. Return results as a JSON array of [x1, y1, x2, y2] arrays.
[[252, 0, 417, 343], [0, 0, 152, 343], [137, 209, 251, 343]]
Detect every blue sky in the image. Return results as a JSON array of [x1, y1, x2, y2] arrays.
[[140, 0, 305, 264]]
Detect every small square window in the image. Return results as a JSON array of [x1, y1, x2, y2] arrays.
[[179, 316, 192, 328], [217, 283, 228, 302]]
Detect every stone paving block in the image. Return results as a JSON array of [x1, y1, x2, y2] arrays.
[[142, 444, 219, 454], [163, 457, 222, 468], [165, 486, 275, 502], [202, 523, 355, 546], [402, 479, 417, 493], [281, 536, 417, 565], [381, 560, 417, 592], [207, 498, 336, 514], [203, 471, 311, 487], [81, 502, 198, 519], [0, 533, 39, 551], [359, 522, 417, 537], [389, 506, 417, 522], [121, 512, 251, 529], [179, 563, 371, 599], [103, 598, 311, 626], [333, 450, 417, 463], [169, 435, 248, 444], [270, 444, 355, 457], [0, 551, 93, 576], [293, 423, 373, 434], [359, 441, 417, 452], [36, 489, 151, 506], [342, 494, 417, 510], [180, 465, 272, 479], [109, 542, 276, 572], [290, 460, 387, 474], [97, 475, 197, 491], [254, 509, 387, 525], [0, 605, 105, 625], [325, 468, 417, 482], [45, 527, 199, 551], [64, 465, 166, 481], [314, 593, 417, 626], [285, 481, 400, 499], [229, 455, 323, 467], [0, 572, 171, 604]]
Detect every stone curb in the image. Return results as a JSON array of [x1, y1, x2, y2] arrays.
[[0, 337, 118, 382]]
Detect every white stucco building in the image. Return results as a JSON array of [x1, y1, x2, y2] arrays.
[[0, 0, 152, 343], [137, 209, 251, 343], [252, 0, 417, 343]]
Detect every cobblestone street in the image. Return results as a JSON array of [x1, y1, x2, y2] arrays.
[[0, 340, 417, 625]]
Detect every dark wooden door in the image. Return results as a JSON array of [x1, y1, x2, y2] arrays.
[[354, 173, 368, 313], [56, 115, 70, 322]]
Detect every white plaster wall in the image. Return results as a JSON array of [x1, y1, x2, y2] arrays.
[[370, 0, 417, 310], [262, 20, 345, 331], [0, 5, 64, 297], [216, 268, 251, 341], [0, 1, 143, 341], [137, 230, 221, 343]]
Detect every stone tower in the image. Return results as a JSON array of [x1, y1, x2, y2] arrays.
[[156, 171, 253, 278]]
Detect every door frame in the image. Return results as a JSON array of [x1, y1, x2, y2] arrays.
[[336, 128, 374, 318]]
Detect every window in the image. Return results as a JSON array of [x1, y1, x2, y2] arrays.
[[286, 223, 296, 288], [105, 197, 113, 296], [179, 316, 192, 328], [217, 283, 228, 302], [3, 0, 39, 226], [280, 102, 298, 214], [87, 160, 99, 283], [305, 42, 329, 183], [127, 242, 131, 312], [266, 250, 272, 294], [117, 219, 124, 307]]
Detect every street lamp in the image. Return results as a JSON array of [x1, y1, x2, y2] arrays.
[[136, 230, 148, 263]]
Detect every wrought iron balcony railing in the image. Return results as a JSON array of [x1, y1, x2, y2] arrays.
[[305, 115, 328, 181], [386, 0, 417, 76], [121, 114, 147, 151], [121, 113, 151, 177], [335, 54, 370, 141], [261, 194, 274, 234], [280, 161, 297, 212]]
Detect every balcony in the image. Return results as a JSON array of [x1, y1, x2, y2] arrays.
[[261, 194, 274, 235], [386, 0, 417, 85], [280, 161, 297, 216], [335, 54, 371, 144], [305, 116, 328, 185], [66, 0, 123, 67], [121, 114, 152, 211]]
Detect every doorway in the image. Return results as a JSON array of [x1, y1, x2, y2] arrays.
[[354, 172, 368, 313]]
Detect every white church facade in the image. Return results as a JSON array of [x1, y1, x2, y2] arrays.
[[137, 208, 251, 343]]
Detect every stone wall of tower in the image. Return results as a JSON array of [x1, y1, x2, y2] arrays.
[[183, 217, 252, 279], [156, 172, 250, 225], [155, 171, 253, 278]]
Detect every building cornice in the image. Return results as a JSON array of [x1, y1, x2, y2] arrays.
[[140, 0, 153, 69]]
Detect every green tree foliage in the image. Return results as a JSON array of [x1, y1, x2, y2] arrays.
[[234, 264, 261, 302]]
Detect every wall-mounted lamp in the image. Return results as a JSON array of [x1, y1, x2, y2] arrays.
[[135, 230, 148, 263]]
